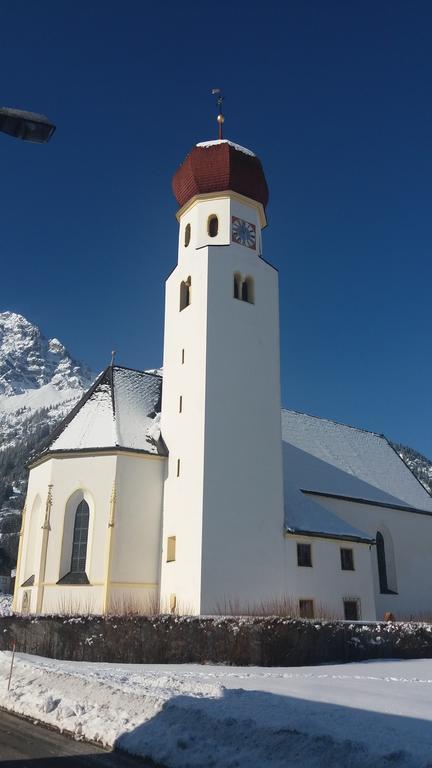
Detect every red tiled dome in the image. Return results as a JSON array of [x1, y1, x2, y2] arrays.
[[172, 140, 269, 209]]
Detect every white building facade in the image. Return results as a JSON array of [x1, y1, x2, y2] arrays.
[[13, 138, 432, 621]]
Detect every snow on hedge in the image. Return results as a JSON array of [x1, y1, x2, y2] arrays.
[[0, 594, 12, 616], [1, 653, 432, 767]]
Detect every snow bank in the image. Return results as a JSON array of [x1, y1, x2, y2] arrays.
[[1, 654, 432, 767]]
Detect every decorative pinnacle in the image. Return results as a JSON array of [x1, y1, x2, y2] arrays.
[[211, 88, 225, 140], [110, 350, 116, 367]]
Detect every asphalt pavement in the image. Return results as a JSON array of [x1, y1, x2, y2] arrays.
[[0, 709, 150, 767]]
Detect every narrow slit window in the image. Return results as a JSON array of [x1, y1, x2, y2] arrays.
[[180, 277, 191, 311], [167, 536, 176, 562], [179, 395, 183, 413], [233, 273, 241, 300], [181, 348, 185, 364], [176, 458, 181, 477], [184, 223, 191, 247], [242, 276, 254, 304], [208, 215, 218, 237]]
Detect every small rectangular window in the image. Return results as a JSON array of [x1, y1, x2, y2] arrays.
[[176, 458, 181, 477], [299, 599, 314, 619], [297, 543, 312, 567], [344, 598, 360, 621], [181, 348, 185, 364], [167, 536, 176, 562], [179, 395, 183, 413], [341, 548, 354, 571]]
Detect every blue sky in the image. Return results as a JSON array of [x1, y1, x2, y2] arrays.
[[1, 0, 432, 458]]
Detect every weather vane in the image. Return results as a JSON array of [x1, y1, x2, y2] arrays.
[[211, 88, 225, 140]]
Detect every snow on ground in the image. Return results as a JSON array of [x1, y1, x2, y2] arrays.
[[0, 594, 12, 616], [1, 654, 432, 767]]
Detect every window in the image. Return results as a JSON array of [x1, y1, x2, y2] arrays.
[[181, 348, 185, 364], [299, 599, 314, 619], [180, 277, 191, 311], [297, 543, 312, 567], [234, 274, 254, 304], [167, 536, 176, 562], [376, 531, 389, 593], [176, 458, 181, 477], [340, 548, 354, 571], [179, 395, 183, 413], [207, 215, 218, 237], [70, 499, 90, 574], [344, 599, 360, 621], [184, 223, 191, 247]]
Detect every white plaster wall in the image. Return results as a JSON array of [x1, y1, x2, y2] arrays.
[[161, 193, 285, 614], [284, 535, 376, 619], [16, 454, 116, 615], [306, 494, 432, 619], [15, 460, 52, 613], [160, 225, 209, 613], [109, 454, 165, 612]]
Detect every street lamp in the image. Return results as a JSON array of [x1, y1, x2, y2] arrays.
[[0, 107, 55, 143]]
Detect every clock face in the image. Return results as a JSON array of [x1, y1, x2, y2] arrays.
[[231, 216, 256, 250]]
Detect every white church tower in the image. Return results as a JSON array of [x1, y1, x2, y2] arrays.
[[160, 121, 286, 614]]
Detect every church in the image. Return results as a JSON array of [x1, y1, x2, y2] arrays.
[[13, 131, 432, 621]]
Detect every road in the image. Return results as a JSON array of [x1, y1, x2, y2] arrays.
[[0, 709, 150, 767]]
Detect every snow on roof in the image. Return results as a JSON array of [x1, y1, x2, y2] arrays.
[[45, 366, 165, 457], [281, 410, 432, 521], [196, 139, 256, 157]]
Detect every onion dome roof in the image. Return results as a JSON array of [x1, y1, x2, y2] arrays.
[[172, 139, 269, 210]]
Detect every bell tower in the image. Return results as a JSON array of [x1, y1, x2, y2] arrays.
[[160, 135, 285, 614]]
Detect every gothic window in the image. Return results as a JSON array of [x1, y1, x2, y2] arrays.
[[180, 277, 191, 311], [207, 215, 218, 237], [376, 531, 389, 593], [233, 273, 241, 299], [70, 500, 90, 574], [184, 223, 191, 247]]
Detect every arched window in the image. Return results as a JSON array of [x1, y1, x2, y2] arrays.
[[376, 531, 389, 593], [233, 273, 241, 300], [207, 215, 218, 237], [243, 276, 254, 304], [70, 500, 90, 574], [184, 223, 191, 247], [180, 276, 191, 311]]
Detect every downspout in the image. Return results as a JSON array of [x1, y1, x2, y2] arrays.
[[12, 503, 27, 612], [102, 483, 116, 614]]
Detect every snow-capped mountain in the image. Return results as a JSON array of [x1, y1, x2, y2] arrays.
[[0, 311, 95, 576], [391, 443, 432, 498]]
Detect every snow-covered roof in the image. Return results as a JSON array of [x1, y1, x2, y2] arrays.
[[41, 366, 166, 458], [281, 410, 432, 540], [196, 139, 256, 157]]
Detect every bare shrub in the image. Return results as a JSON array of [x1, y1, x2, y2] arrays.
[[213, 595, 340, 621]]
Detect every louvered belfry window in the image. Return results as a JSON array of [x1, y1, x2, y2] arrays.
[[70, 500, 90, 573]]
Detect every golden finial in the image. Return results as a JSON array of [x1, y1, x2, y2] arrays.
[[211, 88, 224, 140]]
